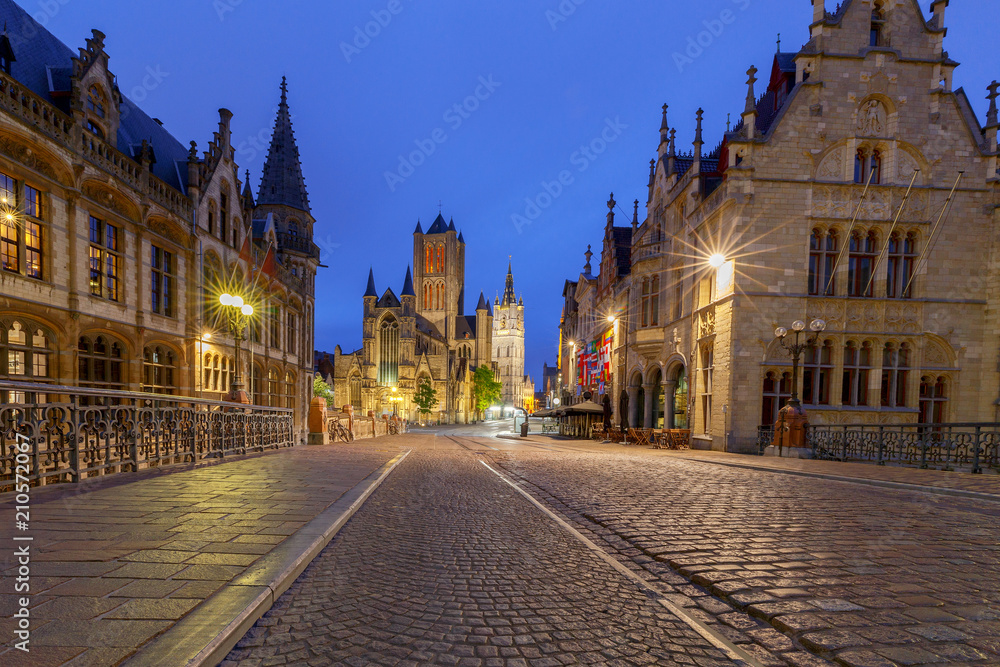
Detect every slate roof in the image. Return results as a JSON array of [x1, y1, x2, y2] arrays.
[[401, 266, 415, 296], [256, 77, 310, 213], [0, 0, 190, 192], [413, 220, 423, 234], [476, 292, 489, 311], [426, 213, 448, 234], [364, 268, 377, 297]]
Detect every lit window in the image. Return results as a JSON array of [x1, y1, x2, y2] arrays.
[[151, 245, 175, 317], [842, 341, 872, 406], [89, 216, 120, 301], [143, 346, 176, 394], [881, 342, 910, 408], [802, 340, 833, 405]]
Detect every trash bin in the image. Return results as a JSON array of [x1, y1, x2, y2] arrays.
[[520, 422, 529, 438]]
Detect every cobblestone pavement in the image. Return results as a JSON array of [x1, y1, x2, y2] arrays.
[[487, 447, 1000, 667], [224, 433, 734, 666], [0, 443, 398, 666]]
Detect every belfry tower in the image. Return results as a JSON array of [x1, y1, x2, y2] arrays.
[[492, 261, 525, 410]]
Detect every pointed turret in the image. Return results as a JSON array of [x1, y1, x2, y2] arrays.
[[458, 230, 465, 244], [241, 169, 255, 209], [658, 104, 669, 157], [401, 266, 415, 296], [364, 268, 377, 297], [667, 129, 676, 176], [413, 219, 423, 234], [257, 77, 310, 212], [426, 212, 447, 234], [476, 292, 489, 311], [447, 217, 457, 232], [742, 66, 759, 140], [502, 260, 516, 306], [632, 199, 639, 234], [693, 109, 704, 173]]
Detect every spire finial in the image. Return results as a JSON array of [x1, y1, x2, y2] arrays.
[[726, 112, 731, 132], [584, 244, 593, 273], [694, 108, 704, 145], [280, 76, 287, 104], [632, 199, 639, 231], [745, 65, 759, 114], [669, 128, 676, 156], [776, 33, 781, 53], [987, 80, 999, 127], [660, 103, 669, 132]]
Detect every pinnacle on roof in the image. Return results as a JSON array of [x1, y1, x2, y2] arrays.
[[364, 268, 377, 297], [447, 217, 457, 232], [0, 22, 16, 73], [413, 219, 423, 234], [502, 260, 516, 307], [241, 169, 254, 208], [426, 213, 448, 234], [257, 77, 311, 213], [458, 230, 465, 243], [476, 292, 489, 311], [401, 266, 415, 296]]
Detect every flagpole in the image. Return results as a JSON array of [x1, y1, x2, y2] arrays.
[[901, 171, 963, 298], [828, 166, 876, 291], [863, 169, 919, 297]]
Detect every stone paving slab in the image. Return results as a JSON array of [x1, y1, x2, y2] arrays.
[[0, 441, 402, 666], [486, 448, 1000, 666], [224, 434, 736, 666], [511, 434, 1000, 498]]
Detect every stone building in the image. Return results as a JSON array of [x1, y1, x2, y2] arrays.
[[321, 214, 495, 423], [0, 0, 320, 439], [492, 262, 534, 412], [559, 0, 999, 449]]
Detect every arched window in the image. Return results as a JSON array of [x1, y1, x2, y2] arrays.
[[881, 342, 910, 408], [377, 317, 400, 386], [760, 371, 791, 426], [203, 352, 213, 391], [809, 229, 838, 296], [436, 245, 444, 273], [640, 278, 650, 327], [143, 346, 176, 394], [1, 321, 52, 404], [268, 369, 280, 407], [854, 150, 865, 183], [886, 232, 917, 299], [221, 356, 229, 394], [842, 341, 872, 406], [284, 371, 295, 410], [650, 275, 660, 326], [349, 374, 362, 408], [212, 354, 221, 391], [848, 231, 877, 297], [870, 2, 885, 47], [78, 335, 125, 391], [252, 363, 263, 406], [425, 244, 433, 274], [919, 376, 947, 425], [86, 85, 106, 119], [802, 339, 833, 405], [289, 222, 299, 237], [870, 150, 882, 184], [436, 284, 443, 310]]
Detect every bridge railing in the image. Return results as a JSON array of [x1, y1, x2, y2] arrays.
[[756, 422, 1000, 473], [0, 380, 294, 491]]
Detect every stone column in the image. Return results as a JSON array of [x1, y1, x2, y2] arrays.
[[642, 383, 654, 428], [626, 385, 639, 429]]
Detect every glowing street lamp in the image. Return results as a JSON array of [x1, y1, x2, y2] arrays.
[[773, 318, 827, 408], [708, 253, 726, 268], [219, 291, 254, 404]]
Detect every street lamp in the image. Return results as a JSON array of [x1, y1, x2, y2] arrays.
[[607, 311, 630, 442], [219, 291, 254, 404], [389, 385, 403, 417], [773, 318, 827, 408]]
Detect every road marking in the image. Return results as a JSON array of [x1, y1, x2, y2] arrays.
[[479, 458, 767, 667]]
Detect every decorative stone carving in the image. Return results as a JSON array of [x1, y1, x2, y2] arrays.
[[149, 218, 185, 246], [816, 148, 843, 181], [82, 182, 139, 221], [698, 309, 716, 339], [896, 151, 920, 184], [858, 100, 887, 136], [0, 137, 62, 183]]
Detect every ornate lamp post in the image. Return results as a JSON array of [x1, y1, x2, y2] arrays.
[[607, 313, 630, 443], [390, 385, 402, 417], [771, 318, 826, 453], [219, 292, 254, 404]]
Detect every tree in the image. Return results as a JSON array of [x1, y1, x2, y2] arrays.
[[413, 377, 438, 423], [472, 365, 502, 420], [313, 373, 334, 407]]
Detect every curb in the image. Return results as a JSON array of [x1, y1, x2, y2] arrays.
[[674, 455, 1000, 503], [122, 449, 412, 667]]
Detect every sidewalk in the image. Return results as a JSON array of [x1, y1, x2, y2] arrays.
[[509, 433, 1000, 499], [0, 440, 407, 666]]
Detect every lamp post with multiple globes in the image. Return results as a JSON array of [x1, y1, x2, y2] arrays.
[[218, 292, 254, 404], [771, 318, 827, 452]]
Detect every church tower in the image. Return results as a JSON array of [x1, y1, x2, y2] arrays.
[[492, 261, 525, 410], [413, 213, 465, 342]]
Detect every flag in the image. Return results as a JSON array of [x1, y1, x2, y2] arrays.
[[260, 244, 278, 281], [238, 234, 252, 266]]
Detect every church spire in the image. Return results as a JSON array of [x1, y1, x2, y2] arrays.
[[502, 259, 516, 306], [257, 77, 311, 212]]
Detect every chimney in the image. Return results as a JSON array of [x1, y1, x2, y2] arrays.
[[930, 0, 948, 31], [811, 0, 825, 24], [218, 108, 233, 151]]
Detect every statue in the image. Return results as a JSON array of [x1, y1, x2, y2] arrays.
[[859, 100, 885, 136]]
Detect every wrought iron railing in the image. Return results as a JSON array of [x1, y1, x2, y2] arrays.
[[756, 423, 1000, 473], [0, 380, 294, 492]]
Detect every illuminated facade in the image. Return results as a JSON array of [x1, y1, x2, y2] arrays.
[[322, 215, 495, 423], [560, 1, 1000, 449], [0, 3, 319, 439]]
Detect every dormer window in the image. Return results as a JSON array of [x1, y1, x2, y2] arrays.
[[87, 85, 106, 118], [870, 3, 885, 47]]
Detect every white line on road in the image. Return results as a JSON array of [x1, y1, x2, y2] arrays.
[[479, 458, 766, 667]]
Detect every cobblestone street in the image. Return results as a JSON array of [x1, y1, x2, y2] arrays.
[[226, 428, 1000, 667]]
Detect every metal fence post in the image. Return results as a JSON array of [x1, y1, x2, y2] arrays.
[[877, 425, 885, 466], [69, 394, 80, 483], [972, 425, 982, 474]]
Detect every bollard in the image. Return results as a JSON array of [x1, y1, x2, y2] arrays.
[[307, 396, 331, 445]]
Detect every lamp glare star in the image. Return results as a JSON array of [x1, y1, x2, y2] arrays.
[[708, 253, 726, 268], [241, 304, 253, 316]]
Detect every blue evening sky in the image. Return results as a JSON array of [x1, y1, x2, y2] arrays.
[[38, 0, 999, 381]]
